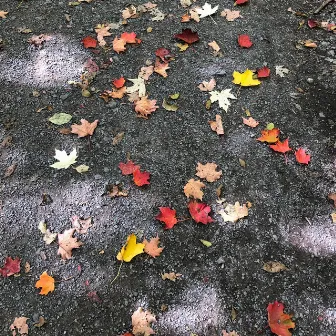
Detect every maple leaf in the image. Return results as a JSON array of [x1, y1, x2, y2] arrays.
[[275, 65, 289, 77], [295, 148, 311, 164], [71, 215, 92, 234], [184, 179, 205, 200], [269, 138, 292, 153], [155, 48, 173, 63], [119, 160, 140, 175], [10, 317, 29, 335], [113, 77, 126, 88], [143, 235, 164, 257], [257, 66, 271, 78], [257, 128, 280, 144], [242, 117, 259, 127], [238, 34, 253, 48], [219, 201, 249, 223], [221, 9, 241, 21], [267, 301, 295, 336], [181, 12, 190, 22], [154, 59, 170, 77], [139, 66, 154, 80], [84, 58, 99, 73], [198, 78, 216, 91], [133, 169, 150, 186], [132, 308, 156, 336], [196, 162, 222, 182], [175, 28, 199, 44], [208, 41, 220, 52], [117, 234, 145, 262], [209, 89, 237, 112], [155, 207, 178, 229], [113, 37, 127, 53], [82, 36, 97, 48], [102, 86, 127, 99], [50, 148, 77, 169], [162, 272, 182, 281], [35, 271, 55, 295], [188, 201, 214, 224], [235, 0, 249, 4], [209, 115, 224, 135], [95, 24, 111, 46], [127, 77, 146, 97], [233, 69, 261, 86], [196, 2, 219, 18], [0, 257, 20, 277], [121, 32, 140, 44], [71, 119, 98, 138], [0, 11, 8, 19], [134, 96, 159, 118], [28, 34, 52, 47], [57, 228, 82, 260]]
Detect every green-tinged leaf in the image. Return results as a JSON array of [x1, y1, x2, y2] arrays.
[[75, 164, 89, 173], [169, 93, 180, 100], [48, 113, 72, 125], [162, 98, 178, 112], [81, 89, 91, 97], [266, 123, 275, 130], [200, 239, 212, 247]]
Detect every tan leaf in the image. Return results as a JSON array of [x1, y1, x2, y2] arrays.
[[24, 262, 31, 273], [71, 119, 98, 137], [184, 179, 205, 200], [154, 59, 170, 77], [198, 78, 216, 91], [95, 24, 111, 46], [328, 193, 336, 207], [122, 6, 137, 19], [134, 96, 159, 118], [106, 184, 128, 198], [239, 158, 246, 168], [331, 213, 336, 223], [57, 228, 82, 260], [112, 132, 125, 146], [28, 34, 51, 46], [10, 317, 28, 335], [180, 0, 192, 7], [242, 117, 259, 128], [209, 115, 224, 135], [128, 92, 140, 102], [139, 65, 154, 80], [222, 331, 240, 336], [4, 163, 17, 177], [263, 261, 289, 273], [196, 162, 222, 182], [162, 272, 182, 281], [221, 9, 241, 21], [71, 215, 92, 234], [0, 11, 8, 19], [208, 41, 220, 52], [110, 86, 127, 99], [132, 307, 156, 336], [113, 37, 127, 53], [143, 235, 164, 258], [219, 202, 249, 223], [0, 135, 12, 148], [190, 8, 200, 22], [58, 127, 72, 135]]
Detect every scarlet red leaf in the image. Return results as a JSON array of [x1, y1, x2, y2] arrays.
[[0, 257, 21, 277], [133, 169, 150, 186], [238, 34, 253, 48], [113, 77, 126, 89], [267, 301, 295, 336], [120, 32, 141, 44], [257, 128, 280, 144], [235, 0, 249, 5], [175, 29, 199, 44], [118, 160, 140, 175], [295, 148, 310, 164], [155, 48, 173, 63], [155, 207, 178, 229], [188, 201, 214, 224], [269, 138, 292, 153], [257, 66, 270, 78], [82, 36, 98, 48], [308, 19, 318, 28]]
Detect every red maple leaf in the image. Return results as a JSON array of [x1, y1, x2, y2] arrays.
[[238, 34, 253, 48], [235, 0, 249, 5], [257, 66, 270, 78], [82, 36, 98, 49], [188, 201, 214, 224], [133, 169, 150, 186], [155, 207, 178, 229], [175, 29, 199, 44], [155, 48, 173, 63], [295, 148, 311, 164], [267, 301, 295, 336], [308, 19, 318, 28], [113, 77, 126, 88], [120, 32, 141, 44], [269, 138, 291, 153], [118, 160, 140, 175], [0, 257, 21, 277], [257, 128, 280, 144]]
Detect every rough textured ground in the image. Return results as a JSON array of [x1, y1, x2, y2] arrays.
[[0, 0, 336, 335]]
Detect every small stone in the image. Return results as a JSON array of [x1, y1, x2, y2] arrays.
[[307, 77, 314, 83], [319, 112, 325, 118], [112, 56, 119, 62], [60, 93, 70, 100]]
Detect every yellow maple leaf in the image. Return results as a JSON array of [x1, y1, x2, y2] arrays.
[[232, 69, 261, 87], [117, 234, 145, 262]]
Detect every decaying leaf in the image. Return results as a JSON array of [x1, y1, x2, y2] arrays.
[[162, 272, 182, 281], [263, 261, 289, 273], [219, 202, 248, 223], [71, 119, 98, 137], [0, 257, 21, 277], [24, 262, 31, 274], [209, 115, 224, 135], [162, 98, 178, 111], [117, 234, 145, 262], [95, 24, 111, 46], [134, 96, 159, 118], [50, 148, 77, 169], [4, 163, 16, 177], [139, 66, 154, 80], [57, 228, 83, 260], [10, 317, 29, 335], [143, 235, 164, 258], [154, 59, 170, 77], [331, 213, 336, 223], [267, 301, 295, 336], [34, 316, 46, 328], [221, 9, 241, 21], [243, 117, 259, 128], [71, 215, 92, 234], [184, 179, 205, 200], [196, 162, 222, 182], [208, 40, 220, 52], [38, 220, 57, 245], [328, 193, 336, 207], [28, 34, 51, 47], [106, 184, 128, 198], [132, 307, 156, 336], [198, 78, 216, 91], [0, 11, 8, 19], [112, 132, 125, 146]]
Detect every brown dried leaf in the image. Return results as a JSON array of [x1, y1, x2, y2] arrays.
[[112, 132, 125, 146], [162, 272, 182, 281], [196, 162, 222, 182], [209, 115, 224, 135], [262, 261, 289, 273], [183, 179, 205, 200], [328, 193, 336, 207], [34, 316, 46, 328], [134, 96, 159, 118], [71, 119, 98, 137], [95, 24, 111, 46], [198, 78, 216, 91], [24, 262, 31, 273], [208, 41, 220, 52], [4, 163, 17, 177]]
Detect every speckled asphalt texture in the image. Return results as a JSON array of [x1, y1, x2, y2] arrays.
[[0, 0, 336, 335]]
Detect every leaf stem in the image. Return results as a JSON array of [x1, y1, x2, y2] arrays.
[[111, 261, 123, 285], [177, 217, 191, 223]]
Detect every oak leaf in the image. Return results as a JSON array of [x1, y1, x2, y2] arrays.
[[198, 78, 216, 91], [35, 271, 55, 295], [233, 69, 261, 86], [196, 162, 222, 182], [242, 117, 259, 127], [154, 59, 170, 77], [295, 148, 310, 164], [119, 160, 140, 175], [117, 234, 145, 262], [238, 34, 253, 48], [82, 36, 97, 48], [175, 28, 199, 44], [267, 301, 295, 336], [50, 148, 77, 169], [188, 201, 214, 224], [71, 119, 98, 137], [269, 138, 291, 153], [133, 169, 150, 186], [132, 307, 156, 336], [10, 317, 28, 335], [209, 115, 224, 135], [219, 202, 248, 223], [95, 24, 111, 46], [134, 96, 159, 118], [184, 179, 205, 200], [143, 235, 164, 257], [0, 257, 20, 277], [57, 228, 82, 260], [257, 128, 280, 144], [155, 207, 178, 229], [162, 272, 182, 281]]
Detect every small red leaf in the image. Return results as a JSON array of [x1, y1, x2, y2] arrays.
[[82, 36, 98, 49], [118, 160, 140, 175], [267, 301, 295, 336], [175, 29, 199, 44], [238, 34, 253, 48], [113, 77, 126, 88], [133, 169, 150, 186], [308, 19, 318, 28], [295, 148, 311, 164], [155, 48, 173, 63], [257, 66, 270, 78], [0, 257, 21, 277], [235, 0, 249, 5], [155, 207, 178, 229], [269, 138, 292, 154], [188, 201, 214, 224]]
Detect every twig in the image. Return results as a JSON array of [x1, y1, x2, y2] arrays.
[[111, 261, 123, 285], [314, 0, 334, 14], [210, 16, 217, 25], [177, 217, 191, 223]]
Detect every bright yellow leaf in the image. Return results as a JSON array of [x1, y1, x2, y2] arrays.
[[117, 234, 145, 262], [232, 69, 261, 87]]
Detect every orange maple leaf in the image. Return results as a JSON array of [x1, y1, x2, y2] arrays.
[[267, 301, 295, 336], [269, 138, 291, 153], [134, 96, 159, 118], [113, 37, 127, 53], [35, 271, 55, 295], [71, 119, 98, 138], [154, 59, 170, 78], [120, 32, 141, 44], [257, 128, 280, 144], [57, 228, 83, 260], [184, 179, 205, 200], [143, 235, 164, 257], [110, 86, 127, 99], [133, 169, 150, 186]]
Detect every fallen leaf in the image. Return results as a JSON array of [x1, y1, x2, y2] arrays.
[[331, 213, 336, 223], [113, 77, 126, 88], [58, 127, 72, 134], [112, 132, 125, 145], [82, 36, 97, 48], [242, 117, 259, 127], [257, 66, 271, 78], [155, 207, 178, 229], [57, 228, 82, 260], [162, 272, 182, 281], [235, 0, 249, 4], [139, 66, 154, 80], [38, 220, 57, 245], [71, 215, 92, 234], [10, 317, 28, 335], [113, 37, 127, 53], [35, 271, 55, 295], [50, 148, 78, 169], [328, 193, 336, 207], [267, 301, 295, 336], [257, 128, 280, 144], [117, 234, 145, 262], [221, 9, 241, 21], [150, 7, 165, 21], [196, 162, 222, 182], [304, 39, 317, 48], [0, 257, 20, 277], [175, 28, 199, 44], [208, 40, 220, 52], [263, 261, 289, 273], [75, 164, 89, 173], [34, 316, 46, 328], [0, 11, 8, 19], [209, 89, 237, 112], [28, 34, 51, 47], [196, 2, 219, 18], [219, 202, 248, 223], [275, 65, 289, 77], [132, 308, 156, 336], [143, 235, 164, 257], [239, 158, 246, 167], [48, 112, 72, 125], [24, 262, 30, 273], [119, 160, 140, 175], [162, 98, 178, 111], [222, 331, 239, 336], [127, 77, 146, 97], [95, 24, 111, 46], [134, 96, 159, 118], [295, 148, 310, 164], [121, 31, 140, 44], [133, 169, 150, 186], [71, 119, 98, 137], [231, 308, 237, 321], [106, 184, 128, 198], [190, 8, 200, 22], [169, 93, 180, 99], [154, 59, 170, 77], [155, 48, 173, 63], [233, 69, 261, 86], [180, 0, 192, 7], [108, 86, 127, 99], [269, 138, 292, 153], [209, 115, 224, 135], [122, 5, 137, 19], [198, 78, 216, 91], [188, 201, 214, 224], [184, 179, 205, 200], [181, 12, 190, 22], [238, 34, 253, 48], [4, 163, 16, 177], [200, 239, 212, 247]]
